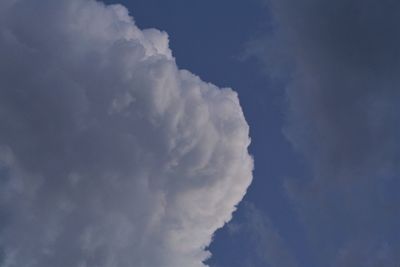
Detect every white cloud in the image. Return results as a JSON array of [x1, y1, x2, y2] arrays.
[[0, 0, 253, 266]]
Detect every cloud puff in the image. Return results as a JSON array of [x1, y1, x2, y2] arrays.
[[250, 0, 400, 266], [0, 0, 253, 266]]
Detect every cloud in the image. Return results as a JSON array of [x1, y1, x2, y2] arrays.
[[0, 0, 253, 266], [239, 202, 298, 267], [208, 202, 298, 267], [253, 0, 400, 177], [249, 0, 400, 266]]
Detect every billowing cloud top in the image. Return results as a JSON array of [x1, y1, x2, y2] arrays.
[[0, 0, 253, 266]]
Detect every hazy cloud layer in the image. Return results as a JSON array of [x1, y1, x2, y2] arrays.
[[0, 1, 253, 266], [251, 0, 400, 266]]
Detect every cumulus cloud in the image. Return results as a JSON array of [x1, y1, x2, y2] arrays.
[[0, 0, 253, 266], [250, 0, 400, 266]]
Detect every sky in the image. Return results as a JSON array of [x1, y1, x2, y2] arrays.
[[0, 0, 399, 267]]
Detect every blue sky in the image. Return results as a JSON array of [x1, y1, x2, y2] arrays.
[[0, 0, 399, 266]]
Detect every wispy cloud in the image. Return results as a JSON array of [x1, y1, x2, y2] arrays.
[[249, 0, 400, 266], [225, 202, 298, 267]]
